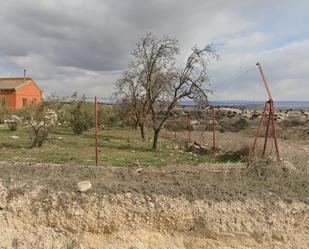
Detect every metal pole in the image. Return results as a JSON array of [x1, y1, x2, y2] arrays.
[[94, 96, 99, 166], [269, 100, 280, 160], [188, 114, 191, 143], [173, 114, 177, 139], [212, 105, 216, 150], [262, 101, 271, 157], [256, 63, 273, 101], [252, 101, 268, 157]]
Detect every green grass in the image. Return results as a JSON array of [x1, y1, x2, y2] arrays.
[[0, 125, 226, 167]]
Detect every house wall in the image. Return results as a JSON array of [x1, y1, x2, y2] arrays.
[[0, 90, 16, 109], [15, 81, 42, 108]]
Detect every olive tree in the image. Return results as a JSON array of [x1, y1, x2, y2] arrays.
[[20, 103, 57, 147]]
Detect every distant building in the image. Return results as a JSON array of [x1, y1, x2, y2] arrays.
[[0, 77, 42, 109]]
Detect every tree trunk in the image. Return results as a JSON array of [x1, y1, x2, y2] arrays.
[[134, 121, 138, 130], [139, 122, 145, 140], [152, 128, 160, 149]]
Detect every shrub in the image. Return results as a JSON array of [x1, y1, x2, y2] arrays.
[[0, 101, 9, 124], [29, 127, 49, 147], [164, 117, 190, 131], [7, 121, 18, 131], [99, 105, 122, 128], [19, 103, 56, 148], [234, 118, 249, 130], [70, 101, 93, 134]]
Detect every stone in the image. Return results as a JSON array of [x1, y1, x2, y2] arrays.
[[132, 160, 140, 167], [135, 168, 143, 174], [77, 181, 92, 192], [282, 160, 297, 173]]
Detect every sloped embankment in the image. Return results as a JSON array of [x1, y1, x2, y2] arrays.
[[0, 163, 308, 249]]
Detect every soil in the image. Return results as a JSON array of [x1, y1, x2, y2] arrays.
[[0, 162, 308, 249]]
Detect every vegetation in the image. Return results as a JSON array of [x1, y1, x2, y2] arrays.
[[116, 33, 217, 148], [0, 101, 8, 123], [69, 100, 93, 134], [17, 103, 57, 147], [234, 118, 249, 130], [0, 125, 226, 166]]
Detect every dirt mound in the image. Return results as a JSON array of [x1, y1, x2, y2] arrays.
[[0, 163, 308, 249]]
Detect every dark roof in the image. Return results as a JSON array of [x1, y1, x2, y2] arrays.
[[0, 77, 33, 90]]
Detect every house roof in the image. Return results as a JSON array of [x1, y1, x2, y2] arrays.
[[0, 77, 34, 90]]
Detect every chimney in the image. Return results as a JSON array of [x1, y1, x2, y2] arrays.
[[24, 69, 26, 81]]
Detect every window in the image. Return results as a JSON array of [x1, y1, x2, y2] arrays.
[[22, 98, 28, 107]]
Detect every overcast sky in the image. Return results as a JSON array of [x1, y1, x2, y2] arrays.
[[0, 0, 308, 101]]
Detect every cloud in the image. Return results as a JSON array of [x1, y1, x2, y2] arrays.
[[0, 0, 308, 100], [208, 39, 309, 101]]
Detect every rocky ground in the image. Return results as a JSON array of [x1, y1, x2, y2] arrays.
[[0, 162, 308, 249]]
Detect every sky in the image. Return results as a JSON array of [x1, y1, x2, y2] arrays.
[[0, 0, 308, 101]]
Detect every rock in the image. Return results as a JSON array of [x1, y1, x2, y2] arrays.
[[185, 142, 209, 154], [132, 160, 140, 167], [135, 168, 143, 174], [77, 181, 92, 192], [57, 136, 64, 140], [282, 160, 297, 173], [11, 136, 20, 139]]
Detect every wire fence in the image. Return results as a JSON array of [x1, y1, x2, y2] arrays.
[[0, 63, 282, 164]]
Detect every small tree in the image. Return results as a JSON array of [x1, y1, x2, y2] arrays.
[[0, 99, 9, 124], [116, 70, 150, 140], [70, 100, 93, 134], [20, 103, 56, 148], [44, 98, 70, 127]]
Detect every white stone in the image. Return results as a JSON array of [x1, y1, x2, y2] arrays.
[[77, 181, 92, 192]]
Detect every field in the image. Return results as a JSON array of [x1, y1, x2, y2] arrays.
[[0, 126, 223, 167], [0, 106, 308, 249]]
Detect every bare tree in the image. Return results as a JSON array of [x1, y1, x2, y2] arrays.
[[149, 45, 217, 148], [119, 33, 216, 148], [116, 70, 150, 140], [129, 33, 178, 147]]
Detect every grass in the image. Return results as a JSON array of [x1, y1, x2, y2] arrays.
[[0, 125, 222, 167]]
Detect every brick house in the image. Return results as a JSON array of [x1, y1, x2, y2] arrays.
[[0, 77, 42, 109]]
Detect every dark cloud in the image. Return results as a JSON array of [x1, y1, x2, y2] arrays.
[[0, 0, 308, 99]]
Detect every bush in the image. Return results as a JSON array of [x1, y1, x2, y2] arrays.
[[234, 118, 249, 130], [29, 127, 49, 147], [0, 101, 9, 124], [19, 102, 56, 148], [164, 117, 189, 131], [98, 105, 122, 128], [70, 101, 93, 134], [7, 121, 18, 131]]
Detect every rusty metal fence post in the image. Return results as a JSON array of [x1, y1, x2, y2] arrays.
[[212, 105, 216, 150], [94, 96, 99, 166], [188, 114, 191, 143]]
